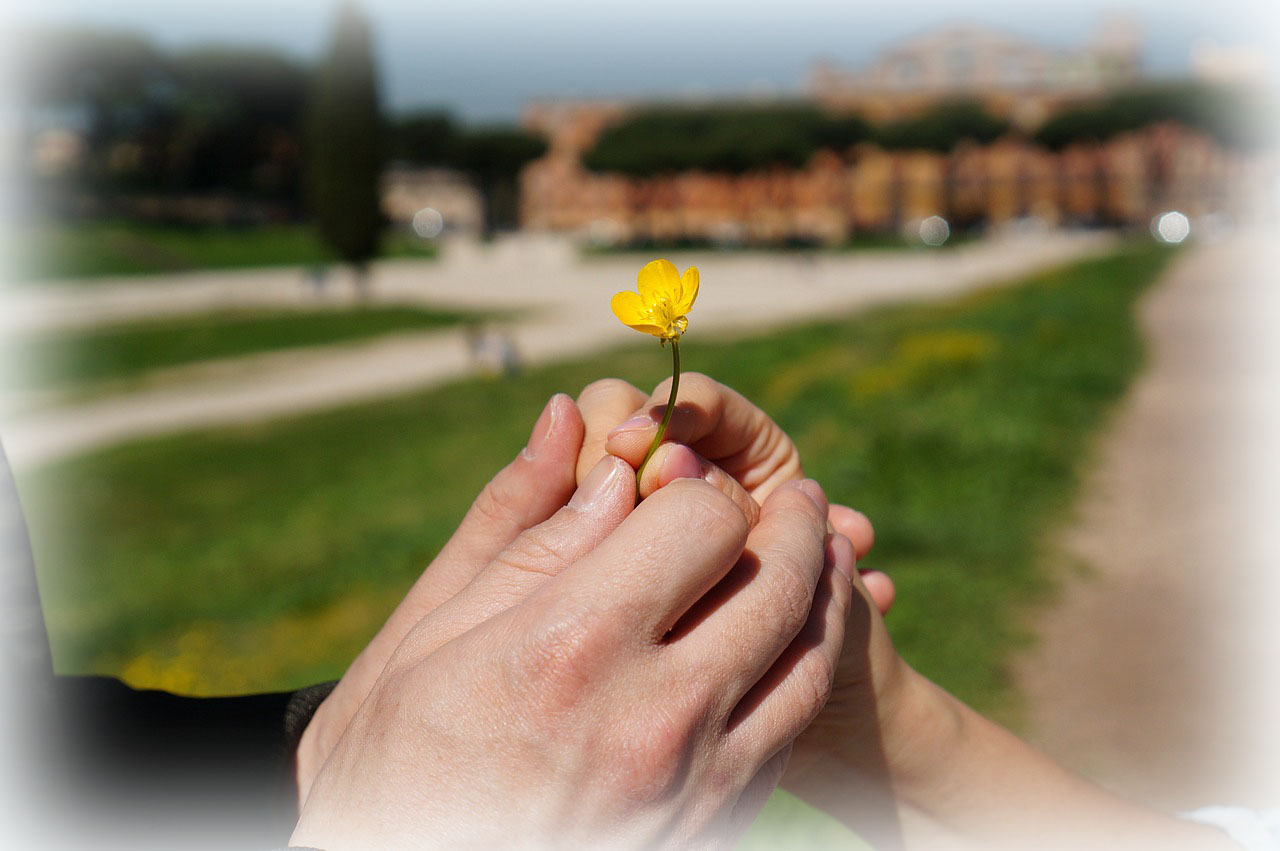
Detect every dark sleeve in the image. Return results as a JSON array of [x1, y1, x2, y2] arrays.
[[47, 676, 338, 848]]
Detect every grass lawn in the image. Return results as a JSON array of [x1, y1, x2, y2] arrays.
[[9, 306, 477, 396], [10, 221, 437, 282], [17, 242, 1173, 842]]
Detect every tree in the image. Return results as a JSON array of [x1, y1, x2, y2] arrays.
[[582, 104, 872, 176], [167, 47, 309, 201], [876, 100, 1009, 153], [306, 3, 383, 284], [453, 128, 547, 236], [1034, 83, 1276, 152], [387, 111, 458, 165]]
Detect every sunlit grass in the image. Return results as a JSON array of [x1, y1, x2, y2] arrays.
[[17, 243, 1175, 841], [21, 243, 1173, 700], [8, 306, 476, 396], [11, 221, 437, 282]]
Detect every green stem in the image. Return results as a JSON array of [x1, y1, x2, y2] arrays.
[[636, 338, 680, 488]]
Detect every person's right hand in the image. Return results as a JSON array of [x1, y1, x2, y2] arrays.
[[571, 375, 911, 842], [573, 374, 891, 613], [290, 474, 858, 850]]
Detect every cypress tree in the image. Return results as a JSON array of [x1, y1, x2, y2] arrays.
[[307, 3, 382, 285]]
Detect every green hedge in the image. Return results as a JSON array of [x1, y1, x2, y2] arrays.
[[582, 104, 872, 175], [1034, 83, 1275, 151]]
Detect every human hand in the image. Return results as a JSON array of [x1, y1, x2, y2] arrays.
[[290, 475, 858, 850], [574, 374, 892, 612], [572, 376, 913, 838], [296, 393, 599, 802]]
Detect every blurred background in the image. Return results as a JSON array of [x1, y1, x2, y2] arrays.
[[1, 0, 1278, 846]]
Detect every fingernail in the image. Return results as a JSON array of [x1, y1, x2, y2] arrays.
[[658, 444, 701, 485], [569, 457, 625, 511], [522, 395, 561, 460], [796, 479, 829, 515], [607, 414, 657, 439]]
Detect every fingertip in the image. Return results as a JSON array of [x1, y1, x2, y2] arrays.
[[656, 443, 702, 487], [796, 479, 829, 515], [522, 393, 584, 461], [828, 504, 875, 558], [859, 569, 896, 616], [769, 478, 828, 518], [603, 422, 657, 465]]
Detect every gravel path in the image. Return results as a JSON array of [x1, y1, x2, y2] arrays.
[[1013, 232, 1280, 813], [1, 230, 1110, 469]]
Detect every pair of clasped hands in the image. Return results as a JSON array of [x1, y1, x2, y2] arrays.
[[290, 373, 903, 850], [287, 375, 1237, 851]]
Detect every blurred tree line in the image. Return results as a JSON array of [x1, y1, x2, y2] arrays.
[[1032, 83, 1275, 152], [583, 105, 872, 175], [15, 9, 1272, 265], [583, 85, 1272, 177], [16, 11, 545, 246], [18, 29, 310, 204]]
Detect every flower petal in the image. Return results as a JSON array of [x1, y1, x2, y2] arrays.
[[611, 290, 650, 326], [677, 266, 699, 315], [630, 323, 669, 338], [637, 259, 682, 306]]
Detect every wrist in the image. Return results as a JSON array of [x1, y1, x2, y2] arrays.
[[875, 665, 967, 813]]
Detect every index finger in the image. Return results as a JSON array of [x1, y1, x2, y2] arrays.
[[576, 378, 647, 484], [604, 373, 803, 501]]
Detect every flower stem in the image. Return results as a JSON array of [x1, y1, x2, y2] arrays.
[[636, 338, 680, 489]]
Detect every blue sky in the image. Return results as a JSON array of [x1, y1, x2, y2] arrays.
[[11, 0, 1278, 121]]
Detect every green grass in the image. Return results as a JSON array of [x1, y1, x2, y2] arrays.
[[10, 221, 437, 282], [18, 242, 1173, 698], [17, 242, 1173, 843], [8, 306, 476, 396], [16, 243, 1173, 840]]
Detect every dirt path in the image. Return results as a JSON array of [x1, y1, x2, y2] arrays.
[[1014, 232, 1280, 813], [1, 230, 1110, 469]]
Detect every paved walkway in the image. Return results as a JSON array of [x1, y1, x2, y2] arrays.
[[1013, 232, 1280, 813], [2, 230, 1111, 469]]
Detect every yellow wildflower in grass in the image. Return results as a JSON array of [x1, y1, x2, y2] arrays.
[[611, 259, 699, 342], [611, 258, 699, 485]]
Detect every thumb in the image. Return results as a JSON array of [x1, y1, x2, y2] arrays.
[[389, 393, 586, 630]]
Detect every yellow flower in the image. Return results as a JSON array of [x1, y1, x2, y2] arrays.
[[611, 259, 699, 341]]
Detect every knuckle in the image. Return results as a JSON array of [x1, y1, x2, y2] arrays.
[[610, 704, 694, 808], [490, 525, 574, 580], [760, 495, 825, 554], [469, 471, 524, 530], [578, 377, 640, 409], [365, 663, 420, 727], [792, 651, 838, 727], [678, 372, 724, 419], [676, 371, 715, 397], [659, 478, 750, 548], [772, 564, 817, 639], [772, 492, 824, 531], [501, 605, 615, 716], [757, 544, 821, 639]]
